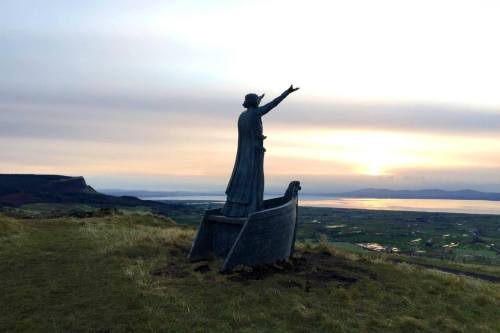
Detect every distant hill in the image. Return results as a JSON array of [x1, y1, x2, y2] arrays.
[[101, 187, 500, 202], [335, 188, 500, 201], [0, 174, 175, 214]]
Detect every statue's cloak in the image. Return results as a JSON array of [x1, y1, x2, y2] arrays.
[[223, 107, 265, 216]]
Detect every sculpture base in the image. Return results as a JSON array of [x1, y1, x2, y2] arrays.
[[188, 181, 301, 272]]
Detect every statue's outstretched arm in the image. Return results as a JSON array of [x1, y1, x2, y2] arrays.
[[259, 85, 299, 115]]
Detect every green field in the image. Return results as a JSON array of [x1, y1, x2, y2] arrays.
[[4, 202, 500, 266], [297, 207, 500, 265], [151, 202, 500, 266], [1, 209, 500, 332]]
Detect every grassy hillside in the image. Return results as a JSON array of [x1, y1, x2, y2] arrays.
[[1, 212, 500, 332]]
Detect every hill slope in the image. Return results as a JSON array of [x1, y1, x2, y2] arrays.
[[0, 174, 176, 215], [1, 212, 499, 332]]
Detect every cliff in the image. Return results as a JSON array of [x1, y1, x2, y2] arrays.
[[0, 174, 168, 213]]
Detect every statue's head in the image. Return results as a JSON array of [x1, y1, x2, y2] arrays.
[[243, 93, 260, 108]]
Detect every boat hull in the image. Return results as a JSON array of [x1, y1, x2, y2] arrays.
[[188, 181, 301, 272]]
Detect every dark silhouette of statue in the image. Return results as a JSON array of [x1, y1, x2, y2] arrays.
[[222, 85, 300, 217]]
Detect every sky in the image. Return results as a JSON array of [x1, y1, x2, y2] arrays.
[[1, 0, 500, 193]]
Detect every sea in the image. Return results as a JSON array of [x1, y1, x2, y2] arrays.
[[141, 194, 500, 215]]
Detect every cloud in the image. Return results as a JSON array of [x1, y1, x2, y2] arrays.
[[270, 101, 500, 134], [2, 0, 500, 191], [0, 32, 204, 95], [2, 89, 499, 143]]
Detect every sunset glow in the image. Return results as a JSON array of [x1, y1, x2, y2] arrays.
[[1, 0, 500, 191]]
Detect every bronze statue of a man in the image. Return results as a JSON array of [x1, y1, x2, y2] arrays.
[[222, 85, 299, 217]]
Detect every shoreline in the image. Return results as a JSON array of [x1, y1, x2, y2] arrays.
[[151, 197, 500, 216]]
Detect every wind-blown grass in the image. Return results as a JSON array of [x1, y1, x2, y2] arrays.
[[1, 212, 499, 332]]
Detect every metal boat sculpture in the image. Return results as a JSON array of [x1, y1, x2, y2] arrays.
[[188, 181, 301, 272]]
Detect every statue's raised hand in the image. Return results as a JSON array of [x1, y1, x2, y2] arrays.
[[287, 84, 300, 93]]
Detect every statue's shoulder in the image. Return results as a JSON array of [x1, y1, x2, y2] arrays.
[[245, 107, 261, 116], [239, 108, 255, 117]]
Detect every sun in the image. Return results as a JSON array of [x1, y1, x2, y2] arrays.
[[356, 151, 389, 176], [365, 162, 385, 176]]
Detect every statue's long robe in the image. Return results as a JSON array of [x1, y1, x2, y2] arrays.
[[222, 91, 290, 217]]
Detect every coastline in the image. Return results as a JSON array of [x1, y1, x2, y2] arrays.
[[147, 196, 500, 216]]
